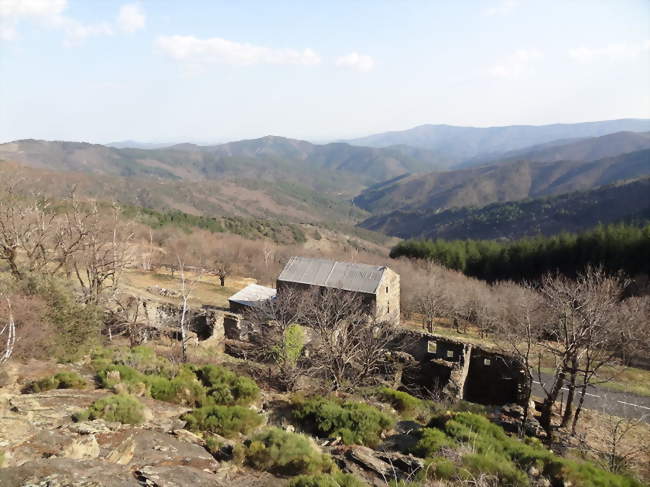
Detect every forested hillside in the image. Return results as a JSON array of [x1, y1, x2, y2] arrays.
[[360, 178, 650, 240], [390, 222, 650, 281], [354, 149, 650, 214]]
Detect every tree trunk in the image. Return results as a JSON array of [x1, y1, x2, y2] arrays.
[[540, 368, 567, 439], [571, 382, 588, 435], [561, 358, 578, 428]]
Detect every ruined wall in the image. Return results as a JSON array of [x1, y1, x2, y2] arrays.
[[397, 329, 527, 406]]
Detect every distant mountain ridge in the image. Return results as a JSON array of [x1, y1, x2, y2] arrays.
[[0, 136, 447, 197], [347, 119, 650, 163], [354, 149, 650, 214], [360, 178, 650, 241]]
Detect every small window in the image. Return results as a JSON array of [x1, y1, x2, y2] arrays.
[[427, 340, 437, 354], [484, 358, 491, 366], [447, 350, 454, 358], [387, 302, 390, 313], [386, 286, 389, 293]]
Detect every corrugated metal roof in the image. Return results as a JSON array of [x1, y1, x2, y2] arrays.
[[228, 284, 276, 307], [277, 256, 387, 294]]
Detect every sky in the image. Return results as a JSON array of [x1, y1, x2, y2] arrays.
[[1, 0, 649, 144]]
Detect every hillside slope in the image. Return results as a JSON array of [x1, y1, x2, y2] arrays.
[[347, 119, 650, 163], [354, 149, 650, 214], [360, 178, 650, 240], [465, 131, 650, 167], [0, 136, 445, 197]]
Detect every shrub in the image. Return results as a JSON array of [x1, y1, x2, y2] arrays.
[[408, 428, 452, 458], [292, 397, 394, 447], [96, 364, 147, 389], [461, 452, 528, 486], [182, 405, 263, 438], [245, 427, 335, 476], [145, 371, 206, 406], [196, 364, 259, 406], [377, 388, 423, 419], [111, 346, 175, 377], [288, 472, 367, 487], [26, 371, 87, 393], [74, 394, 144, 424]]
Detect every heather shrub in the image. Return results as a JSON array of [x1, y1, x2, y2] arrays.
[[377, 387, 424, 419], [288, 472, 367, 487], [74, 394, 144, 424], [245, 427, 335, 476], [26, 371, 87, 393], [408, 428, 452, 458], [196, 364, 259, 406], [111, 346, 175, 377], [292, 397, 394, 447], [182, 405, 263, 438]]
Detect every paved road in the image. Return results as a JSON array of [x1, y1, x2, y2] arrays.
[[532, 373, 650, 422]]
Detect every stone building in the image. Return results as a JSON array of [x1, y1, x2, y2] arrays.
[[276, 256, 400, 324], [228, 283, 277, 314]]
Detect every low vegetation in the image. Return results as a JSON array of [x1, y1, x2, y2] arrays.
[[292, 396, 394, 447], [73, 394, 145, 424], [245, 427, 336, 476], [182, 405, 264, 438], [25, 371, 87, 393], [288, 472, 367, 487], [377, 387, 425, 420]]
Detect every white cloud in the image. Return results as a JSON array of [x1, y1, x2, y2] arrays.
[[488, 48, 541, 79], [156, 35, 321, 67], [568, 40, 650, 63], [0, 0, 113, 43], [117, 3, 145, 33], [485, 0, 519, 16], [335, 52, 374, 72]]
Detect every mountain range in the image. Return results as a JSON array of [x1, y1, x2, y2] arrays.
[[347, 118, 650, 163], [353, 147, 650, 214], [359, 178, 650, 241], [1, 118, 649, 242]]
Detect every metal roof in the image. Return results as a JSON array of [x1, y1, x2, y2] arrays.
[[228, 284, 276, 308], [277, 256, 387, 294]]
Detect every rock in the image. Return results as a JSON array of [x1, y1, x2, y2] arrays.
[[62, 434, 100, 460], [501, 403, 525, 418], [135, 465, 227, 487], [172, 428, 204, 446], [528, 465, 540, 477], [0, 458, 140, 486], [348, 446, 393, 477], [106, 370, 121, 383], [66, 419, 116, 435], [105, 435, 136, 465]]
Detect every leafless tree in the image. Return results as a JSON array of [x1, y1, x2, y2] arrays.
[[176, 255, 202, 362], [302, 288, 400, 391], [245, 286, 307, 391], [0, 297, 16, 367], [492, 281, 544, 435], [536, 267, 625, 438]]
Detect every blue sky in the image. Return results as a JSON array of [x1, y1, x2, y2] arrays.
[[1, 0, 649, 143]]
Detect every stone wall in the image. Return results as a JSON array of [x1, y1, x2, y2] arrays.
[[375, 269, 400, 324]]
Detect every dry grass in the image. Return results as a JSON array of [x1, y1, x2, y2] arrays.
[[121, 268, 256, 309]]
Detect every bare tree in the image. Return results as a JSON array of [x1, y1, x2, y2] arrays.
[[303, 288, 400, 391], [176, 255, 203, 362], [536, 267, 625, 438], [245, 286, 307, 391], [492, 281, 543, 436], [0, 297, 15, 367]]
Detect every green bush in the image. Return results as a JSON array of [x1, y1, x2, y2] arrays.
[[292, 397, 394, 447], [288, 472, 367, 487], [110, 346, 175, 377], [26, 371, 88, 393], [245, 427, 335, 476], [461, 452, 528, 486], [377, 388, 423, 419], [182, 405, 263, 438], [74, 394, 144, 424], [408, 428, 452, 458], [196, 364, 259, 406]]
